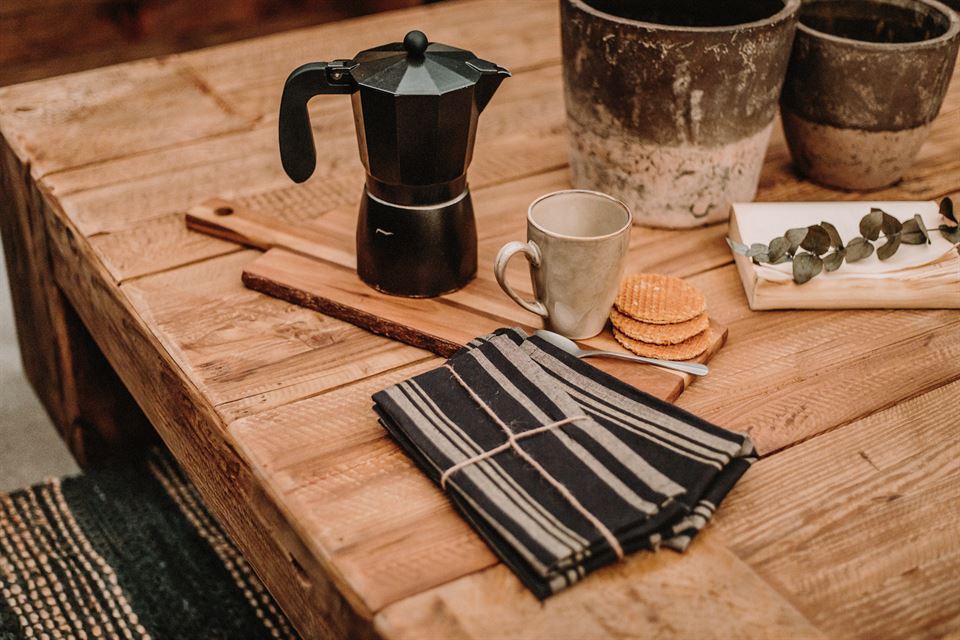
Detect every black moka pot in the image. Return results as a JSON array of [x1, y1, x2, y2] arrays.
[[278, 30, 510, 297]]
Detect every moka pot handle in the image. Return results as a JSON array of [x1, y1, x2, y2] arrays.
[[279, 61, 356, 183]]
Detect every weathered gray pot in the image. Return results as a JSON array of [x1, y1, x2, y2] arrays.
[[781, 0, 960, 191], [561, 0, 800, 228]]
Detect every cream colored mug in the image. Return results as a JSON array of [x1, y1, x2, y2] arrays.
[[494, 190, 632, 339]]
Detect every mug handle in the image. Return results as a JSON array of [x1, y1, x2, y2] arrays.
[[494, 241, 549, 319]]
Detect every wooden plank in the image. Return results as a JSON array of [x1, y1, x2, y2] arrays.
[[182, 0, 562, 119], [38, 165, 376, 638], [57, 63, 568, 282], [90, 212, 243, 285], [16, 40, 956, 290], [229, 360, 499, 615], [240, 247, 725, 399], [677, 265, 960, 454], [0, 136, 72, 431], [120, 249, 430, 421], [186, 185, 727, 395], [373, 531, 824, 640], [0, 134, 155, 465], [59, 55, 573, 226], [94, 165, 728, 428], [0, 0, 560, 182], [0, 57, 255, 178], [184, 170, 730, 324], [713, 381, 960, 640], [59, 83, 957, 286], [73, 158, 733, 430], [41, 53, 564, 204], [1, 3, 957, 638]]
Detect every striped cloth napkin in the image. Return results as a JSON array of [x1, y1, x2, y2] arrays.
[[372, 328, 755, 598]]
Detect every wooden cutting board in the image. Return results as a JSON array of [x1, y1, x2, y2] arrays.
[[186, 198, 727, 401]]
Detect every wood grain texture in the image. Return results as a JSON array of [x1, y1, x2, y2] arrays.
[[120, 250, 429, 421], [677, 266, 960, 455], [374, 531, 825, 640], [0, 58, 255, 178], [1, 1, 959, 637], [240, 247, 725, 397], [226, 320, 730, 616], [186, 193, 727, 397], [0, 0, 561, 181], [36, 163, 376, 639], [0, 135, 72, 430], [0, 140, 153, 465], [714, 381, 960, 640], [61, 63, 567, 286], [229, 360, 500, 615], [182, 0, 562, 120]]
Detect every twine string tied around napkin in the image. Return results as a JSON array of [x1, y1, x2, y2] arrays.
[[441, 364, 625, 561]]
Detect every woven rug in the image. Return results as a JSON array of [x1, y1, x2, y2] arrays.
[[0, 448, 298, 640]]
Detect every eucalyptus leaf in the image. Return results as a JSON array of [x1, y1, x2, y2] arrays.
[[845, 237, 874, 262], [785, 227, 808, 254], [733, 203, 957, 284], [941, 196, 956, 224], [915, 214, 931, 244], [768, 236, 789, 262], [880, 210, 902, 236], [820, 221, 843, 249], [792, 252, 823, 284], [859, 209, 883, 240], [900, 216, 928, 245], [900, 216, 927, 244], [726, 238, 749, 254], [940, 224, 960, 245], [801, 225, 831, 255], [877, 234, 901, 260], [823, 250, 845, 272], [746, 243, 769, 258]]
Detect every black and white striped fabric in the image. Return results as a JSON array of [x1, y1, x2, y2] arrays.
[[373, 328, 755, 598]]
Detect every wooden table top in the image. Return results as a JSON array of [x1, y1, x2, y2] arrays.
[[1, 1, 958, 638]]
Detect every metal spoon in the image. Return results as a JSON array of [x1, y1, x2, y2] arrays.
[[534, 329, 709, 377]]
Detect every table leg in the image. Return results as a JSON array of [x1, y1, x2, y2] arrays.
[[0, 141, 153, 467]]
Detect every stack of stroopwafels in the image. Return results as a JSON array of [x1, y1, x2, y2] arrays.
[[610, 274, 712, 361]]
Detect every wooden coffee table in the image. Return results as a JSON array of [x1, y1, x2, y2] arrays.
[[2, 2, 958, 638]]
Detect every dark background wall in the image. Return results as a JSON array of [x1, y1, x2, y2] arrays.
[[0, 0, 431, 86]]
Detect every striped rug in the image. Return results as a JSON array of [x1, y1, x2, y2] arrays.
[[0, 449, 297, 640]]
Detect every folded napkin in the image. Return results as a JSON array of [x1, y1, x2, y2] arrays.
[[373, 328, 755, 598]]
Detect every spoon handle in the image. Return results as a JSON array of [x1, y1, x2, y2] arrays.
[[579, 350, 709, 376]]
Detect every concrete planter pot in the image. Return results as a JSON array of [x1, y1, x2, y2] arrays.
[[560, 0, 800, 228], [781, 0, 960, 191]]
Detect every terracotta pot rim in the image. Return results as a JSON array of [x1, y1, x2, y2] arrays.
[[797, 0, 960, 50], [566, 0, 801, 33]]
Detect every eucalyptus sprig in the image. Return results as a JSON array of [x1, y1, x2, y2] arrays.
[[727, 197, 960, 284]]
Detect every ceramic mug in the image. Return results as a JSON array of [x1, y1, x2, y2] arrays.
[[494, 190, 631, 339]]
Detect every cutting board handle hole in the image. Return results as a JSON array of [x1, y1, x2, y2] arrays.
[[214, 206, 234, 216]]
